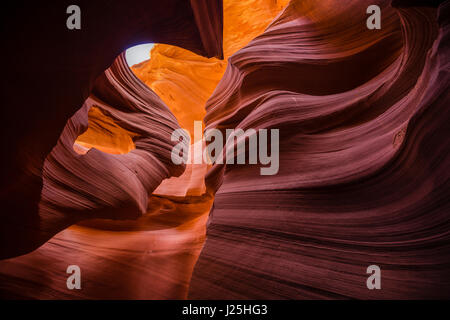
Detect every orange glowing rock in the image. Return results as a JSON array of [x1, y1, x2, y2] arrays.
[[75, 106, 136, 155], [131, 0, 290, 140], [24, 2, 290, 299]]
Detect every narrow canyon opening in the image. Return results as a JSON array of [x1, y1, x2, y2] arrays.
[[4, 0, 293, 299], [2, 0, 448, 301]]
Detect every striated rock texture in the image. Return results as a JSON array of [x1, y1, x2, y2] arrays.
[[189, 0, 450, 299], [0, 0, 222, 296], [1, 0, 449, 300], [0, 196, 213, 299], [0, 0, 223, 259], [132, 0, 290, 138], [0, 0, 292, 300], [38, 55, 189, 243], [1, 74, 213, 297]]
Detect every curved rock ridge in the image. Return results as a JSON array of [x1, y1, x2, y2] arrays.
[[0, 57, 213, 297], [39, 54, 188, 232], [0, 0, 448, 300], [0, 195, 213, 299], [0, 0, 223, 259], [1, 71, 213, 297], [189, 0, 450, 299], [0, 0, 290, 299], [132, 0, 290, 139], [74, 105, 137, 155]]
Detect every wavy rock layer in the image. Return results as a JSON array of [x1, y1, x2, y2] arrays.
[[39, 55, 188, 237], [189, 0, 450, 299], [0, 0, 223, 259], [0, 53, 214, 299], [0, 0, 288, 299], [1, 0, 449, 300], [132, 0, 290, 138]]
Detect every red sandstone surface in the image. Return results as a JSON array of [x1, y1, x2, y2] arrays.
[[0, 0, 449, 299]]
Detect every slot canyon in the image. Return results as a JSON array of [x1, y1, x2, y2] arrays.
[[0, 0, 449, 299]]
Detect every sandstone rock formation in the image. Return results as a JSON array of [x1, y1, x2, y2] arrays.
[[0, 0, 223, 259], [189, 0, 450, 299], [131, 0, 290, 138], [1, 0, 449, 300]]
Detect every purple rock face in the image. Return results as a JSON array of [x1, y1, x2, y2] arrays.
[[189, 0, 450, 299], [0, 0, 449, 299], [0, 0, 223, 259]]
